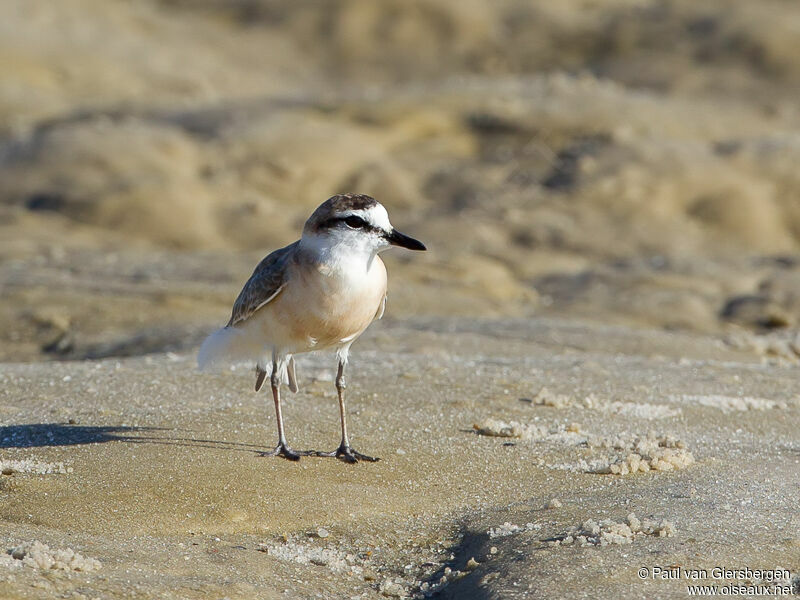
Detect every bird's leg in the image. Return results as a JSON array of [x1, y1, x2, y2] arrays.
[[261, 359, 308, 460], [255, 365, 267, 392], [287, 356, 299, 393], [317, 360, 379, 463]]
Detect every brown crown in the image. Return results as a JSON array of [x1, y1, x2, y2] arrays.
[[304, 193, 378, 234]]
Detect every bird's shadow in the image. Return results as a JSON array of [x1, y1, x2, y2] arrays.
[[0, 423, 267, 454]]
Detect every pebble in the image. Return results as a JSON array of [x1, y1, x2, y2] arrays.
[[380, 581, 404, 597]]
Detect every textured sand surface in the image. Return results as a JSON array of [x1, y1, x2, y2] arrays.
[[2, 318, 798, 599]]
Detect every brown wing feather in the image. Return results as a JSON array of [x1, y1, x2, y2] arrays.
[[227, 241, 298, 327]]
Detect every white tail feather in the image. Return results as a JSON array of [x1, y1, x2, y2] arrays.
[[197, 327, 263, 371]]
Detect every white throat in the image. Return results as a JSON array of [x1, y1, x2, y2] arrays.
[[299, 232, 381, 274]]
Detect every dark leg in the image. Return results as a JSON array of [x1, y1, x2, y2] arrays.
[[260, 359, 309, 460], [316, 360, 379, 463]]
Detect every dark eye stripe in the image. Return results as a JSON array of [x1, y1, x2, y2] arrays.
[[321, 215, 379, 233]]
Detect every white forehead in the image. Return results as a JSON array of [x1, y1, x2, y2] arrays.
[[340, 203, 392, 231]]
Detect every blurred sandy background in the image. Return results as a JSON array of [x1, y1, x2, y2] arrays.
[[3, 0, 800, 362]]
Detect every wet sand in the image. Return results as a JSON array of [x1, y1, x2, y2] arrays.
[[2, 318, 798, 598]]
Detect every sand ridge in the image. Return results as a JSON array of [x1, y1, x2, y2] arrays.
[[5, 1, 800, 362]]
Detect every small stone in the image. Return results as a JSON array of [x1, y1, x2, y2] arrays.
[[545, 498, 562, 509], [489, 546, 498, 555], [380, 581, 404, 597], [317, 528, 330, 538], [465, 557, 480, 570], [626, 513, 641, 532]]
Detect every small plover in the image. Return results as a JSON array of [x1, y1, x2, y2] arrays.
[[198, 193, 426, 462]]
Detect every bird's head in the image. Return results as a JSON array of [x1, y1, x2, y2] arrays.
[[301, 193, 426, 257]]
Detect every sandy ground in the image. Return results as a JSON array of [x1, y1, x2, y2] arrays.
[[2, 1, 800, 597], [1, 318, 798, 599]]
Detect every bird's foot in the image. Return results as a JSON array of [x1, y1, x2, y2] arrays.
[[260, 443, 312, 461], [316, 444, 380, 464]]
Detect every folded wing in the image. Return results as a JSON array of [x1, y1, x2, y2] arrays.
[[227, 241, 298, 327], [198, 241, 298, 371]]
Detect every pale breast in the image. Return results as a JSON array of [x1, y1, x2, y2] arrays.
[[268, 255, 387, 351]]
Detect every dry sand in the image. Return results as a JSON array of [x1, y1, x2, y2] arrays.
[[2, 0, 800, 598], [5, 1, 800, 363]]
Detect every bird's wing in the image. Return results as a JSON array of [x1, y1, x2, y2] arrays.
[[227, 241, 298, 327]]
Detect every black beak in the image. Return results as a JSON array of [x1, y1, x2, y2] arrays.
[[386, 229, 426, 251]]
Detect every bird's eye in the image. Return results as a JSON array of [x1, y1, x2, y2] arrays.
[[344, 216, 366, 229]]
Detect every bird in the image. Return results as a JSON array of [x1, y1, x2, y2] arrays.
[[198, 193, 426, 463]]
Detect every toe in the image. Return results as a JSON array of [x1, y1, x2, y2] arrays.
[[352, 450, 380, 462], [280, 448, 301, 461], [340, 452, 358, 464]]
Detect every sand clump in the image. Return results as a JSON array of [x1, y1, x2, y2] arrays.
[[258, 538, 363, 575], [587, 432, 686, 452], [0, 457, 72, 475], [600, 401, 680, 419], [530, 387, 572, 409], [2, 541, 101, 572], [591, 433, 694, 475], [529, 389, 681, 419], [596, 447, 694, 476], [472, 419, 586, 447], [474, 421, 695, 476], [582, 394, 682, 419], [552, 513, 676, 547], [669, 394, 790, 413], [488, 522, 541, 539], [473, 419, 537, 439], [474, 417, 694, 475]]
